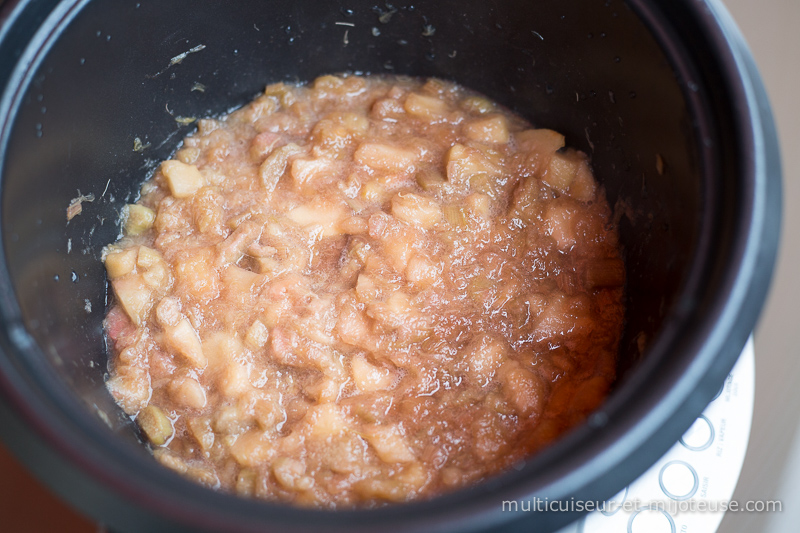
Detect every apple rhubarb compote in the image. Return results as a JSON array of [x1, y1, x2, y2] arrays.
[[103, 74, 625, 507]]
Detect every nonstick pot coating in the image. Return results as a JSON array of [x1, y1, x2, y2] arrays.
[[0, 0, 781, 532]]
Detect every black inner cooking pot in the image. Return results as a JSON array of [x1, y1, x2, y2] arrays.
[[0, 0, 781, 532]]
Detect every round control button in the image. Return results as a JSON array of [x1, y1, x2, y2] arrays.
[[627, 508, 676, 533], [680, 414, 714, 451], [659, 460, 699, 501], [600, 486, 628, 516], [712, 380, 725, 401]]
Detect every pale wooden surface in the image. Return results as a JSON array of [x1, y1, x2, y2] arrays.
[[720, 0, 800, 532]]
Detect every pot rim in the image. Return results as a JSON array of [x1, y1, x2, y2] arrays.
[[0, 0, 782, 531]]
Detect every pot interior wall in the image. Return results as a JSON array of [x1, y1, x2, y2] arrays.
[[2, 0, 703, 471]]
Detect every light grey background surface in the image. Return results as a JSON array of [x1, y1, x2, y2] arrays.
[[720, 0, 800, 532]]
